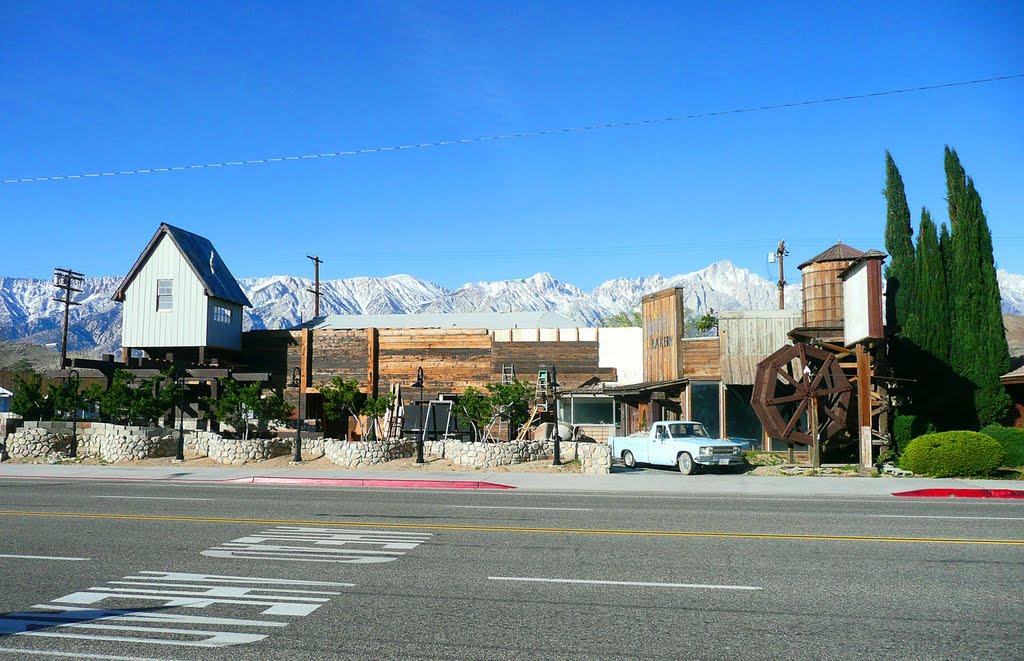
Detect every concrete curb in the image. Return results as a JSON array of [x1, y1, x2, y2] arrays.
[[893, 488, 1024, 499], [0, 473, 516, 490]]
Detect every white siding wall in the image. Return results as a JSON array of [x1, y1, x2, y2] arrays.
[[122, 235, 208, 349], [206, 298, 243, 350]]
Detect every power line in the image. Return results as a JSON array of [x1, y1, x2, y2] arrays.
[[4, 73, 1022, 185]]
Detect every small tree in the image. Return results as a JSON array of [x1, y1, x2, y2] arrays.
[[485, 378, 533, 439], [11, 373, 53, 421], [320, 378, 367, 440], [360, 393, 395, 442], [208, 378, 293, 440], [694, 308, 719, 335], [457, 387, 494, 441], [599, 309, 643, 327]]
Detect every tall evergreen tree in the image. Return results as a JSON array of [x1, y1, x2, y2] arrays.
[[945, 146, 1012, 427], [913, 208, 950, 364], [911, 208, 953, 426], [883, 151, 916, 339]]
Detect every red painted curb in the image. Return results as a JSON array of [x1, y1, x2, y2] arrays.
[[234, 476, 516, 489], [893, 488, 1024, 499]]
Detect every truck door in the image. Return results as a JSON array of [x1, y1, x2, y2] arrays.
[[650, 425, 671, 466]]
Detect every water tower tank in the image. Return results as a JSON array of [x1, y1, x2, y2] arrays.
[[798, 242, 865, 329]]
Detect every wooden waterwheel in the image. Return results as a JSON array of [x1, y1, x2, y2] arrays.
[[751, 343, 852, 446]]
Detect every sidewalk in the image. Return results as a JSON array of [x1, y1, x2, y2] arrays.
[[1, 462, 1021, 497]]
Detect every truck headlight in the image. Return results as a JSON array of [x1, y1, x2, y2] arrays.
[[699, 446, 709, 455]]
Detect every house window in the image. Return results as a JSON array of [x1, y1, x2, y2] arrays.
[[213, 305, 232, 324], [156, 279, 173, 311]]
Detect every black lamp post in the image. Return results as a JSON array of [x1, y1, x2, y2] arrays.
[[67, 369, 80, 458], [175, 374, 186, 461], [412, 366, 425, 464], [550, 366, 562, 466], [291, 367, 303, 463]]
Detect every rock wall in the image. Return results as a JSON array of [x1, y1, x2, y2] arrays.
[[5, 421, 178, 462], [324, 439, 415, 467], [421, 438, 611, 473], [207, 436, 291, 465]]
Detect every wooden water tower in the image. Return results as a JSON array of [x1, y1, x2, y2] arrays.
[[797, 242, 865, 333]]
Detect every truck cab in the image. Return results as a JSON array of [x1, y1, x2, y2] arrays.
[[609, 420, 745, 475]]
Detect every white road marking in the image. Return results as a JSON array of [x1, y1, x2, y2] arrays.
[[488, 576, 763, 590], [0, 554, 89, 561], [92, 496, 214, 501], [203, 526, 432, 564], [1, 570, 354, 650], [449, 505, 592, 511], [0, 648, 185, 660], [870, 514, 1024, 521]]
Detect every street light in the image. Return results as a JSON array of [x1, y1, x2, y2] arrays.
[[550, 366, 562, 466], [67, 369, 80, 458], [175, 373, 186, 461], [291, 367, 303, 463], [412, 367, 425, 464]]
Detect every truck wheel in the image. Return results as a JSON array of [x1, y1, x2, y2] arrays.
[[622, 450, 636, 469], [677, 452, 696, 475]]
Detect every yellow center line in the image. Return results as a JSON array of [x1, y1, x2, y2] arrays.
[[1, 509, 1021, 545]]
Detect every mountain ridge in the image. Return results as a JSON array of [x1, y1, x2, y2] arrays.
[[2, 261, 1022, 356]]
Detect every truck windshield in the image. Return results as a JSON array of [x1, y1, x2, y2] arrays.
[[665, 423, 708, 438]]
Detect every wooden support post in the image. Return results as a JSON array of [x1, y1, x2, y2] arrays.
[[857, 343, 872, 469], [809, 398, 820, 469], [367, 327, 379, 398], [300, 328, 312, 389], [718, 381, 727, 440]]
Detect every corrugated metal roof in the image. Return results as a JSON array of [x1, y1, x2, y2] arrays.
[[113, 223, 252, 307], [797, 242, 865, 269], [300, 311, 581, 330]]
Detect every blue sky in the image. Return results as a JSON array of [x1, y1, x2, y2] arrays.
[[2, 1, 1022, 290]]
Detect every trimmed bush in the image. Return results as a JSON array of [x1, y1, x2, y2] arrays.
[[893, 415, 935, 450], [980, 425, 1024, 468], [899, 431, 1005, 477]]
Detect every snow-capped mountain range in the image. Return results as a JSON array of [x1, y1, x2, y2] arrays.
[[2, 261, 1022, 356]]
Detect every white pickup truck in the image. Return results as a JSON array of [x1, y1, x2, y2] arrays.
[[609, 420, 746, 474]]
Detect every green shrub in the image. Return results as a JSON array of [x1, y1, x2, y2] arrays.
[[892, 414, 934, 450], [980, 425, 1024, 468], [899, 431, 1005, 477]]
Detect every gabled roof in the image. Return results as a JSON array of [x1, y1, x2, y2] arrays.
[[1002, 365, 1024, 386], [298, 311, 580, 331], [112, 223, 252, 307], [798, 242, 865, 270]]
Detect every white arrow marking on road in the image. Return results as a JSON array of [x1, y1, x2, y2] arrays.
[[488, 577, 763, 590], [0, 554, 89, 561]]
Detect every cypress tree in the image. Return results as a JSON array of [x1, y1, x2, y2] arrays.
[[914, 208, 950, 364], [912, 208, 953, 426], [946, 147, 1012, 427], [883, 151, 916, 339]]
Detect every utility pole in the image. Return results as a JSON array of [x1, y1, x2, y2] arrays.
[[53, 267, 84, 368], [306, 255, 323, 318], [775, 240, 789, 310]]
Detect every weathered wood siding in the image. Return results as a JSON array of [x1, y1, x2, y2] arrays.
[[642, 288, 685, 382], [378, 329, 493, 395], [241, 330, 301, 396], [122, 234, 207, 349], [801, 261, 855, 328], [680, 337, 721, 381], [719, 311, 801, 385], [309, 330, 368, 386], [492, 341, 617, 390]]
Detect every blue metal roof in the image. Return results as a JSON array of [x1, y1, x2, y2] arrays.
[[112, 223, 252, 307]]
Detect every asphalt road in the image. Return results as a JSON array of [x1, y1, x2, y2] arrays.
[[1, 478, 1022, 660]]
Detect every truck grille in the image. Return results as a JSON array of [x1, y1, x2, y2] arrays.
[[709, 446, 736, 455]]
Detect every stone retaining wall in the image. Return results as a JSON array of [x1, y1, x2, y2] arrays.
[[421, 438, 611, 473], [207, 436, 291, 465], [324, 439, 415, 467], [5, 421, 178, 462]]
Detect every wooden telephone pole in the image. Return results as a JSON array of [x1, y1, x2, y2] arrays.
[[306, 255, 323, 318], [53, 267, 84, 368], [775, 240, 789, 310]]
